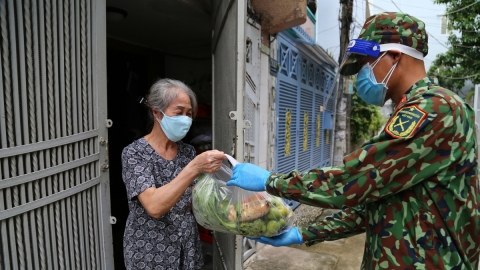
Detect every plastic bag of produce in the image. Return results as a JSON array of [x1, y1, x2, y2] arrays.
[[192, 155, 295, 238]]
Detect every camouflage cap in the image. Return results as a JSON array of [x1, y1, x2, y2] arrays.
[[339, 12, 429, 76]]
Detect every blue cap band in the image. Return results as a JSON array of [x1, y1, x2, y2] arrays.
[[346, 39, 381, 57]]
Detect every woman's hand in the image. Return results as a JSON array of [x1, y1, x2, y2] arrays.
[[192, 150, 226, 174]]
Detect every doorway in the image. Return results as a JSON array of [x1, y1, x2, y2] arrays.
[[105, 1, 213, 269]]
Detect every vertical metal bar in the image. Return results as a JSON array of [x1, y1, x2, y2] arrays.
[[33, 0, 48, 255], [48, 188, 59, 270], [77, 171, 87, 270], [62, 1, 77, 269], [76, 1, 86, 266], [81, 0, 87, 136], [24, 0, 41, 268], [0, 1, 13, 194], [58, 0, 66, 139], [59, 173, 70, 270], [6, 188, 19, 270], [1, 1, 14, 190], [92, 186, 100, 267], [82, 188, 91, 270], [94, 184, 104, 268], [7, 0, 21, 174], [87, 0, 93, 132], [90, 186, 100, 269], [81, 11, 93, 267], [28, 181, 41, 270], [0, 194, 12, 269], [14, 0, 30, 148], [48, 0, 62, 266], [86, 0, 95, 204], [65, 169, 75, 270], [75, 18, 87, 270], [88, 150, 96, 270], [57, 3, 72, 267], [91, 0, 98, 131], [52, 0, 61, 140], [53, 1, 70, 268], [32, 0, 44, 144], [70, 3, 81, 205], [76, 0, 83, 135], [21, 188, 34, 269], [32, 5, 47, 266], [37, 180, 53, 269], [8, 0, 28, 267], [44, 0, 59, 268], [41, 20, 53, 270], [39, 0, 49, 143], [0, 31, 6, 151], [69, 0, 78, 133]]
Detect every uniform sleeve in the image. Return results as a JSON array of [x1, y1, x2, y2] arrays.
[[300, 205, 366, 246], [266, 95, 457, 209], [121, 145, 156, 201]]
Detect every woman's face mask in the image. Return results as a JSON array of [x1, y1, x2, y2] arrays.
[[355, 52, 398, 106], [156, 111, 192, 142]]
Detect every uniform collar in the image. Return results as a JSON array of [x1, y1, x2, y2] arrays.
[[394, 76, 439, 110]]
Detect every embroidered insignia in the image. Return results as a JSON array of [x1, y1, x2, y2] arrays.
[[385, 105, 427, 138]]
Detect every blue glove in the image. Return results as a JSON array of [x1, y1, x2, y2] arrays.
[[226, 163, 271, 191], [248, 227, 303, 247]]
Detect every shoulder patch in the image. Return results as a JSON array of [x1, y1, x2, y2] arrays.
[[385, 105, 427, 139]]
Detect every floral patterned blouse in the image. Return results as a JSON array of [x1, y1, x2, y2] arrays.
[[121, 138, 203, 270]]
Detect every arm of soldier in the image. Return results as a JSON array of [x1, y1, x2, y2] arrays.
[[266, 96, 456, 209], [299, 205, 366, 246]]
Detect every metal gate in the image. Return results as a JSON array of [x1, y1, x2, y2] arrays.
[[0, 0, 113, 269], [275, 33, 336, 174]]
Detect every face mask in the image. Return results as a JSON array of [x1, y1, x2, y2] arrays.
[[356, 53, 398, 106], [156, 111, 192, 142]]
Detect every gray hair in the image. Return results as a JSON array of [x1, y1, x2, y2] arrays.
[[147, 78, 197, 118]]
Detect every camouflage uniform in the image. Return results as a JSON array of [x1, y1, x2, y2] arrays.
[[266, 12, 480, 269]]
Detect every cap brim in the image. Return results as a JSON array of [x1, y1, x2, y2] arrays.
[[339, 54, 364, 76]]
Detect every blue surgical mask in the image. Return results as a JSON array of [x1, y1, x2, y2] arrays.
[[156, 111, 192, 142], [356, 53, 398, 106]]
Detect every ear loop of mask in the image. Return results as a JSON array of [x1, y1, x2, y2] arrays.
[[381, 61, 399, 84], [369, 51, 399, 85], [380, 52, 401, 84], [371, 52, 387, 69]]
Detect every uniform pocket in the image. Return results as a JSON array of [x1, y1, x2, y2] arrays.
[[414, 210, 435, 250]]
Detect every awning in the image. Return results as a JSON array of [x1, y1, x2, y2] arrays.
[[293, 38, 339, 71]]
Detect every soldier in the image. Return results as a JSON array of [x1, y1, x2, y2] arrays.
[[227, 12, 480, 269]]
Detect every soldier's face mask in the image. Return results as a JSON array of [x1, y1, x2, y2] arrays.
[[343, 39, 424, 106], [356, 52, 398, 106]]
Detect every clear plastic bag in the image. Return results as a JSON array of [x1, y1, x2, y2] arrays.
[[192, 155, 295, 238]]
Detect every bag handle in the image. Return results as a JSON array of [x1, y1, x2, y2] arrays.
[[225, 154, 240, 167]]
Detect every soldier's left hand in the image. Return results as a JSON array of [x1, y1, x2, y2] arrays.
[[247, 227, 303, 247]]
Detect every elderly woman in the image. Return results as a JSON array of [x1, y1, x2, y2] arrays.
[[121, 78, 226, 270]]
